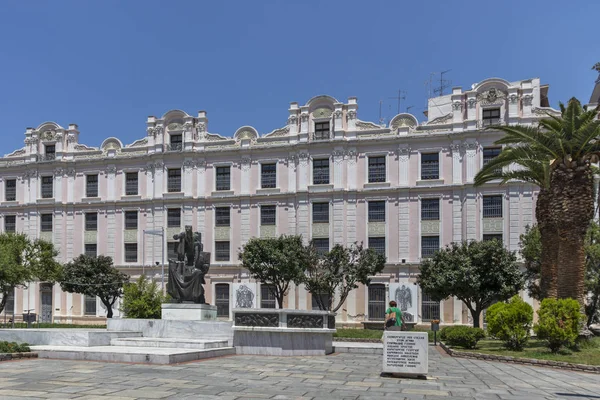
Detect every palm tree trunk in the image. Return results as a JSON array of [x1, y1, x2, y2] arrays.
[[537, 189, 558, 299], [551, 162, 594, 306]]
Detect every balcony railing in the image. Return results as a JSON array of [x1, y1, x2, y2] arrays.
[[477, 118, 505, 128], [166, 143, 183, 152], [38, 154, 56, 162]]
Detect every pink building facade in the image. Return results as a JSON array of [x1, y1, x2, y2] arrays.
[[0, 77, 562, 326]]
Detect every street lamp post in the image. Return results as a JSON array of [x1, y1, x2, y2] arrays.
[[142, 228, 165, 291]]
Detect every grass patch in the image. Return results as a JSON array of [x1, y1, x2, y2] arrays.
[[1, 323, 106, 329], [453, 337, 600, 366], [334, 327, 436, 342]]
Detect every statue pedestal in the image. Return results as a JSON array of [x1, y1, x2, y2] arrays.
[[161, 303, 218, 321]]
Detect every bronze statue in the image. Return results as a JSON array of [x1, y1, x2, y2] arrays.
[[166, 226, 211, 303]]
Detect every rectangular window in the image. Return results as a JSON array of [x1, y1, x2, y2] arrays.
[[85, 295, 97, 316], [421, 199, 440, 220], [368, 237, 386, 256], [5, 179, 16, 201], [368, 201, 385, 222], [312, 159, 330, 185], [421, 236, 439, 258], [421, 293, 440, 321], [483, 234, 503, 243], [167, 208, 181, 228], [169, 134, 182, 151], [44, 144, 55, 161], [215, 241, 230, 261], [482, 108, 501, 126], [4, 288, 14, 315], [368, 284, 386, 321], [167, 242, 178, 261], [314, 121, 330, 140], [124, 211, 138, 230], [215, 284, 230, 318], [84, 243, 97, 258], [125, 172, 138, 196], [4, 215, 16, 233], [167, 168, 181, 192], [124, 243, 137, 263], [41, 176, 53, 198], [41, 214, 53, 232], [215, 207, 230, 227], [261, 205, 276, 225], [261, 163, 276, 189], [312, 202, 329, 223], [261, 285, 277, 309], [85, 212, 97, 231], [312, 238, 329, 255], [483, 147, 501, 166], [368, 156, 386, 183], [483, 195, 503, 218], [216, 166, 231, 191], [86, 174, 98, 197], [421, 153, 440, 180]]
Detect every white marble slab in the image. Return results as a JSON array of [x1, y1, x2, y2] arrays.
[[383, 331, 428, 376], [161, 303, 217, 321], [0, 329, 141, 346], [107, 319, 233, 345]]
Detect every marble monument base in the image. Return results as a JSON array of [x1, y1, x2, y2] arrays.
[[161, 303, 217, 321]]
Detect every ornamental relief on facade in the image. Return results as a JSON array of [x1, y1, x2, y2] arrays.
[[312, 223, 329, 238], [426, 113, 452, 125], [312, 108, 333, 119], [84, 231, 97, 244], [477, 87, 506, 106], [356, 120, 383, 130], [260, 225, 276, 238], [482, 217, 503, 233], [123, 230, 138, 242], [264, 126, 289, 138], [421, 220, 440, 234], [346, 110, 357, 120], [368, 222, 386, 236], [215, 226, 230, 241]]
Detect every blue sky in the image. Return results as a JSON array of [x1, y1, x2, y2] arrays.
[[0, 0, 598, 155]]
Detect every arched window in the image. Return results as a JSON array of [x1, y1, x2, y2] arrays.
[[215, 284, 230, 318], [368, 284, 386, 321]]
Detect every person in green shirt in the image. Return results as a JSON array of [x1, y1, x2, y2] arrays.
[[385, 300, 403, 329]]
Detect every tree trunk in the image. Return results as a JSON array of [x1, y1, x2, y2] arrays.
[[468, 307, 482, 328], [276, 293, 284, 310], [0, 291, 7, 315], [551, 162, 594, 306], [102, 298, 114, 318], [537, 189, 558, 299]]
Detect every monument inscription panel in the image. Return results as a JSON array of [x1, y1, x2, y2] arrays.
[[383, 331, 428, 375]]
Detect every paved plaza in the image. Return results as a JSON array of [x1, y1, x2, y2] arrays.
[[0, 346, 598, 400]]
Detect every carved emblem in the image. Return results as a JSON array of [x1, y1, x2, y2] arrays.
[[287, 115, 298, 125], [346, 110, 357, 120], [235, 285, 255, 308], [467, 98, 477, 109], [333, 109, 343, 119], [313, 108, 333, 119], [452, 101, 463, 111]]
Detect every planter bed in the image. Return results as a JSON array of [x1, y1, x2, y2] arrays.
[[0, 352, 37, 362], [440, 341, 600, 374]]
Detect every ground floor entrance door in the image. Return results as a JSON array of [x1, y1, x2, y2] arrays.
[[40, 284, 53, 323]]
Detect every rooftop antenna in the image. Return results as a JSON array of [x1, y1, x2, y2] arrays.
[[406, 105, 414, 113], [433, 69, 452, 97], [378, 100, 384, 125], [389, 90, 406, 115]]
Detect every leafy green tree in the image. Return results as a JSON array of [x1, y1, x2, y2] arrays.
[[238, 235, 310, 309], [519, 225, 542, 300], [418, 240, 523, 328], [304, 242, 386, 312], [0, 233, 62, 314], [120, 276, 166, 319], [584, 222, 600, 326], [60, 255, 128, 318]]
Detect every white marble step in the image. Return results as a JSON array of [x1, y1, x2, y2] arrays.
[[332, 341, 383, 355], [31, 345, 235, 365], [110, 337, 229, 349]]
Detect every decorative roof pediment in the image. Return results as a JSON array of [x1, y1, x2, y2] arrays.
[[425, 113, 453, 125]]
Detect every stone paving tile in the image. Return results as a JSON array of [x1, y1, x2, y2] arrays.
[[0, 348, 600, 399]]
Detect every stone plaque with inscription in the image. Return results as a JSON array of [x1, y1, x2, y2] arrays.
[[383, 331, 428, 376]]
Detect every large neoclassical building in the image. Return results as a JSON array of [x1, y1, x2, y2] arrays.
[[0, 76, 573, 326]]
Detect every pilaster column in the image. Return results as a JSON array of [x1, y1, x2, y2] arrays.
[[509, 189, 519, 252], [106, 166, 116, 201], [66, 169, 75, 203], [299, 106, 309, 143], [333, 197, 344, 245], [346, 195, 357, 246], [288, 103, 299, 136], [297, 196, 309, 244], [347, 149, 357, 190], [465, 189, 477, 240], [183, 159, 195, 197], [507, 88, 519, 122], [452, 190, 463, 243], [451, 143, 462, 184], [287, 155, 297, 193], [144, 164, 154, 199], [332, 150, 344, 189], [106, 208, 116, 259], [347, 97, 358, 134], [464, 142, 477, 183], [333, 103, 343, 139], [240, 200, 251, 246], [153, 161, 164, 198], [398, 195, 409, 261], [196, 160, 206, 197], [183, 122, 193, 151], [398, 147, 410, 186], [297, 152, 309, 191], [240, 157, 251, 195], [54, 168, 64, 203]]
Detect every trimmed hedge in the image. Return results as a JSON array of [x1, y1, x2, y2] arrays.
[[0, 341, 31, 353], [440, 325, 486, 349], [486, 296, 533, 351]]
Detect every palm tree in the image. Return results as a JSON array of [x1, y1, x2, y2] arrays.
[[476, 98, 600, 305], [475, 146, 557, 299]]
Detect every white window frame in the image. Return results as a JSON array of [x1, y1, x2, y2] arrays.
[[418, 194, 443, 259], [364, 152, 389, 184], [310, 155, 332, 185], [258, 159, 279, 189], [213, 162, 233, 192], [417, 148, 443, 182], [122, 169, 140, 197], [479, 191, 506, 243]]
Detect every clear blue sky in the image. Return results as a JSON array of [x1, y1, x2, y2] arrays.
[[1, 0, 598, 155]]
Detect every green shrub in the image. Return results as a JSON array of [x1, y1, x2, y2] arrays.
[[120, 275, 167, 319], [486, 296, 534, 350], [0, 341, 30, 353], [533, 298, 583, 353], [439, 325, 459, 342], [442, 325, 486, 349]]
